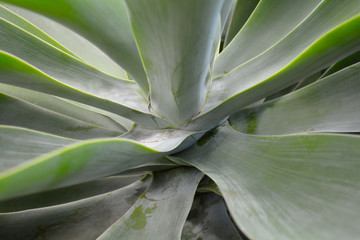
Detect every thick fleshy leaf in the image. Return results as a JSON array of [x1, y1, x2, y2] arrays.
[[214, 0, 322, 77], [0, 5, 76, 57], [0, 0, 149, 93], [0, 176, 151, 240], [97, 167, 203, 240], [124, 125, 203, 152], [0, 52, 170, 129], [175, 124, 360, 240], [0, 174, 144, 212], [0, 17, 145, 108], [321, 49, 360, 78], [188, 7, 360, 130], [223, 0, 260, 47], [125, 0, 226, 124], [182, 193, 243, 240], [2, 4, 129, 79], [229, 62, 360, 135], [0, 85, 127, 139], [0, 126, 184, 200]]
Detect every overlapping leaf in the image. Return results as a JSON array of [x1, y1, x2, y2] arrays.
[[97, 167, 203, 240], [229, 62, 360, 135], [175, 125, 360, 240], [0, 176, 151, 240]]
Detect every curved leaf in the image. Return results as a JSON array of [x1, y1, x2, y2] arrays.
[[0, 126, 181, 200], [176, 125, 360, 240], [229, 62, 360, 135], [0, 123, 204, 200], [0, 0, 149, 93], [0, 86, 127, 139], [188, 9, 360, 130], [214, 0, 322, 77], [0, 177, 150, 240], [2, 3, 129, 79], [97, 167, 203, 240], [0, 174, 144, 212], [125, 0, 226, 124], [0, 5, 76, 57], [223, 0, 260, 47], [0, 52, 170, 129]]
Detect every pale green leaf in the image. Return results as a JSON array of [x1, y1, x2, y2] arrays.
[[125, 0, 226, 124], [0, 4, 76, 57], [188, 6, 360, 130], [321, 50, 360, 78], [0, 174, 144, 212], [2, 3, 129, 79], [0, 126, 181, 200], [0, 52, 170, 129], [215, 0, 322, 77], [223, 0, 260, 47], [176, 124, 360, 240], [97, 167, 203, 240], [0, 85, 127, 139], [0, 176, 150, 240], [229, 62, 360, 135], [0, 0, 149, 92]]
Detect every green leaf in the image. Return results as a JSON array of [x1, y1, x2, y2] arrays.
[[0, 85, 127, 139], [2, 3, 129, 79], [321, 49, 360, 78], [182, 193, 243, 240], [124, 125, 204, 152], [229, 62, 360, 135], [0, 52, 170, 129], [188, 5, 360, 130], [0, 176, 150, 240], [0, 174, 144, 212], [214, 0, 322, 77], [176, 124, 360, 240], [125, 0, 226, 124], [0, 0, 149, 93], [223, 0, 260, 47], [0, 5, 76, 58], [0, 126, 181, 201], [97, 167, 203, 240]]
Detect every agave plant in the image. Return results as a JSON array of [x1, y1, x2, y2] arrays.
[[1, 0, 360, 239]]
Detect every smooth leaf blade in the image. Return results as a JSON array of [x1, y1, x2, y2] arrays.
[[2, 3, 129, 79], [125, 0, 227, 124], [0, 51, 170, 129], [0, 5, 76, 58], [229, 62, 360, 135], [0, 0, 149, 93], [223, 0, 260, 47], [97, 167, 203, 240], [0, 91, 125, 139], [214, 0, 322, 77], [0, 174, 144, 212], [0, 176, 151, 240], [0, 126, 184, 201], [188, 9, 360, 130], [176, 125, 360, 240]]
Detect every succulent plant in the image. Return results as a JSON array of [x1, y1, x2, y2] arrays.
[[0, 0, 360, 239]]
